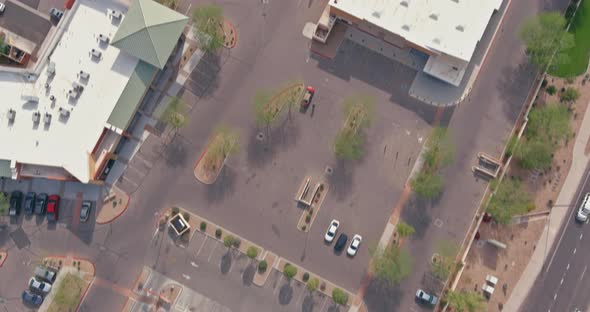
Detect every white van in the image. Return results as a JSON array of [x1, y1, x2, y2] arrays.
[[576, 193, 590, 222]]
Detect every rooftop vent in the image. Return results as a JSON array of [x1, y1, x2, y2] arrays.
[[400, 1, 408, 7], [402, 24, 410, 31], [32, 111, 40, 123], [433, 38, 441, 44], [7, 109, 15, 121], [59, 107, 70, 118], [110, 10, 122, 20], [47, 62, 56, 76], [456, 25, 465, 32], [429, 13, 438, 21], [44, 112, 52, 125], [98, 34, 110, 44], [372, 11, 381, 18], [78, 70, 90, 81], [90, 49, 102, 60]]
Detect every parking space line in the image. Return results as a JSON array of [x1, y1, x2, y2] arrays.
[[295, 285, 306, 305], [196, 235, 208, 256], [207, 243, 218, 262], [121, 175, 139, 187], [273, 275, 284, 295], [319, 296, 328, 312]]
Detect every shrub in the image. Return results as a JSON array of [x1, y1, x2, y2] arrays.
[[320, 282, 326, 291], [171, 207, 180, 215], [223, 235, 235, 248], [541, 79, 548, 88], [283, 263, 298, 279], [560, 87, 580, 104], [200, 221, 207, 231], [546, 85, 557, 95], [215, 228, 222, 238], [258, 260, 267, 273], [246, 246, 259, 259], [232, 238, 241, 248], [182, 212, 190, 221], [307, 278, 319, 292], [332, 288, 349, 305], [302, 272, 310, 282], [305, 214, 311, 223]]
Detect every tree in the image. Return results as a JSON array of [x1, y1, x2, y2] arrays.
[[519, 12, 575, 71], [203, 126, 240, 170], [332, 288, 349, 306], [560, 87, 580, 104], [156, 0, 176, 9], [223, 235, 235, 248], [526, 104, 571, 142], [445, 290, 485, 312], [162, 97, 187, 130], [306, 278, 319, 292], [432, 240, 458, 280], [246, 246, 259, 260], [333, 95, 374, 160], [396, 221, 415, 238], [0, 192, 7, 220], [423, 127, 455, 172], [253, 90, 275, 134], [283, 263, 298, 279], [411, 171, 444, 199], [487, 178, 534, 225], [370, 244, 413, 286], [516, 137, 554, 170], [192, 5, 224, 53]]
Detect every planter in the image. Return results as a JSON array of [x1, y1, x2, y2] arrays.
[[194, 144, 227, 185]]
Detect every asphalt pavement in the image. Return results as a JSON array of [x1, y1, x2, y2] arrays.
[[522, 166, 590, 312]]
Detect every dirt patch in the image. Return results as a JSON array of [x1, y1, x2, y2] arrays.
[[221, 19, 237, 49], [194, 144, 224, 185]]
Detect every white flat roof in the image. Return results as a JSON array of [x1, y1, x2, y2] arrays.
[[330, 0, 502, 62], [0, 0, 138, 183]]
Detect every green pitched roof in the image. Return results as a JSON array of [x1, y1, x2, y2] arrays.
[[0, 159, 11, 178], [111, 0, 188, 69], [107, 60, 157, 130]]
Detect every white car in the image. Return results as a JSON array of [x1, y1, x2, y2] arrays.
[[347, 234, 362, 256], [0, 3, 5, 14], [416, 289, 438, 305], [576, 193, 590, 222], [29, 277, 52, 294], [324, 219, 340, 243]]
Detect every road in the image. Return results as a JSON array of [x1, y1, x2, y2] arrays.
[[522, 164, 590, 312]]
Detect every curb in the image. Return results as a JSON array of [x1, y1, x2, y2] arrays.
[[193, 145, 225, 185], [96, 187, 131, 225], [0, 251, 7, 268], [223, 20, 238, 49]]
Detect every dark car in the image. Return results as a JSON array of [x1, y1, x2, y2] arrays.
[[22, 290, 43, 306], [46, 195, 60, 222], [334, 233, 348, 252], [24, 192, 36, 215], [35, 193, 48, 215], [49, 8, 64, 21], [80, 200, 92, 222], [9, 191, 23, 216]]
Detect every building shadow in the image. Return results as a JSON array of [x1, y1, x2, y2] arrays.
[[400, 195, 433, 239], [363, 277, 403, 312], [246, 116, 302, 168], [278, 281, 294, 305]]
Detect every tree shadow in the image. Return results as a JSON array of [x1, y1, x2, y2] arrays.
[[246, 116, 301, 168], [187, 51, 223, 99], [163, 135, 188, 168], [327, 304, 342, 312], [242, 263, 256, 286], [220, 250, 232, 274], [400, 195, 432, 239], [363, 278, 403, 312], [278, 281, 294, 305], [301, 293, 315, 312], [205, 166, 236, 202], [327, 160, 355, 201]]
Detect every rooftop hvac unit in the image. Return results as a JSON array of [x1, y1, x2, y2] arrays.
[[90, 49, 102, 60], [22, 95, 39, 103], [7, 109, 15, 121], [47, 62, 56, 76], [78, 70, 90, 81], [110, 10, 122, 20], [98, 34, 109, 44], [32, 111, 40, 123], [59, 107, 70, 118], [44, 112, 52, 124]]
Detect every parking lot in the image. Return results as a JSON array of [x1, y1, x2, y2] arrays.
[[148, 229, 346, 312]]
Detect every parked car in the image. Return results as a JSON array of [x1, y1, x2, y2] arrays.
[[0, 3, 6, 14], [9, 191, 23, 216], [22, 290, 43, 306], [80, 200, 92, 222], [46, 195, 60, 222], [34, 265, 56, 283], [324, 219, 340, 243], [334, 233, 348, 252], [416, 289, 438, 305], [35, 193, 48, 215], [301, 86, 315, 108], [24, 192, 36, 215], [49, 8, 64, 21], [576, 193, 590, 222], [347, 234, 362, 257], [29, 277, 52, 294]]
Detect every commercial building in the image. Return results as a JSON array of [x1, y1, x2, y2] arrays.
[[314, 0, 503, 86], [0, 0, 188, 183]]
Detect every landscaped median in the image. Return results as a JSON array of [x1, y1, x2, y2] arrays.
[[96, 186, 130, 224], [40, 256, 95, 312]]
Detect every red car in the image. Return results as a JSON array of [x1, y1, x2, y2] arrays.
[[301, 86, 315, 108], [46, 195, 60, 222]]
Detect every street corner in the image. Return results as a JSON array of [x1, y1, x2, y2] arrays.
[[96, 186, 130, 225]]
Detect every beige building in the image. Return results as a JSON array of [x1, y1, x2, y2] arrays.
[[315, 0, 503, 86]]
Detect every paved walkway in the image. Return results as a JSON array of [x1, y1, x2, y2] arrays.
[[504, 98, 590, 311]]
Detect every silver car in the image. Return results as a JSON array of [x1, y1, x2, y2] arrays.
[[80, 200, 92, 222], [29, 277, 52, 294], [576, 193, 590, 222]]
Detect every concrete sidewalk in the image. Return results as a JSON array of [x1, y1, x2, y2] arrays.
[[504, 100, 590, 311]]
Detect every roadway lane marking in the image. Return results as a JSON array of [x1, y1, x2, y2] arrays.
[[580, 233, 584, 240], [574, 248, 577, 254], [547, 171, 590, 273], [207, 243, 218, 262], [190, 261, 198, 268], [196, 236, 208, 256], [560, 278, 564, 285], [554, 293, 557, 301], [581, 265, 587, 280]]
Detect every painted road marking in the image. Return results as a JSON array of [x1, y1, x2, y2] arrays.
[[580, 233, 583, 240], [196, 235, 208, 256], [574, 248, 577, 254], [182, 274, 191, 280], [581, 266, 587, 280], [560, 278, 564, 285], [554, 293, 557, 301], [207, 243, 218, 262], [190, 261, 198, 268], [567, 263, 570, 270]]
